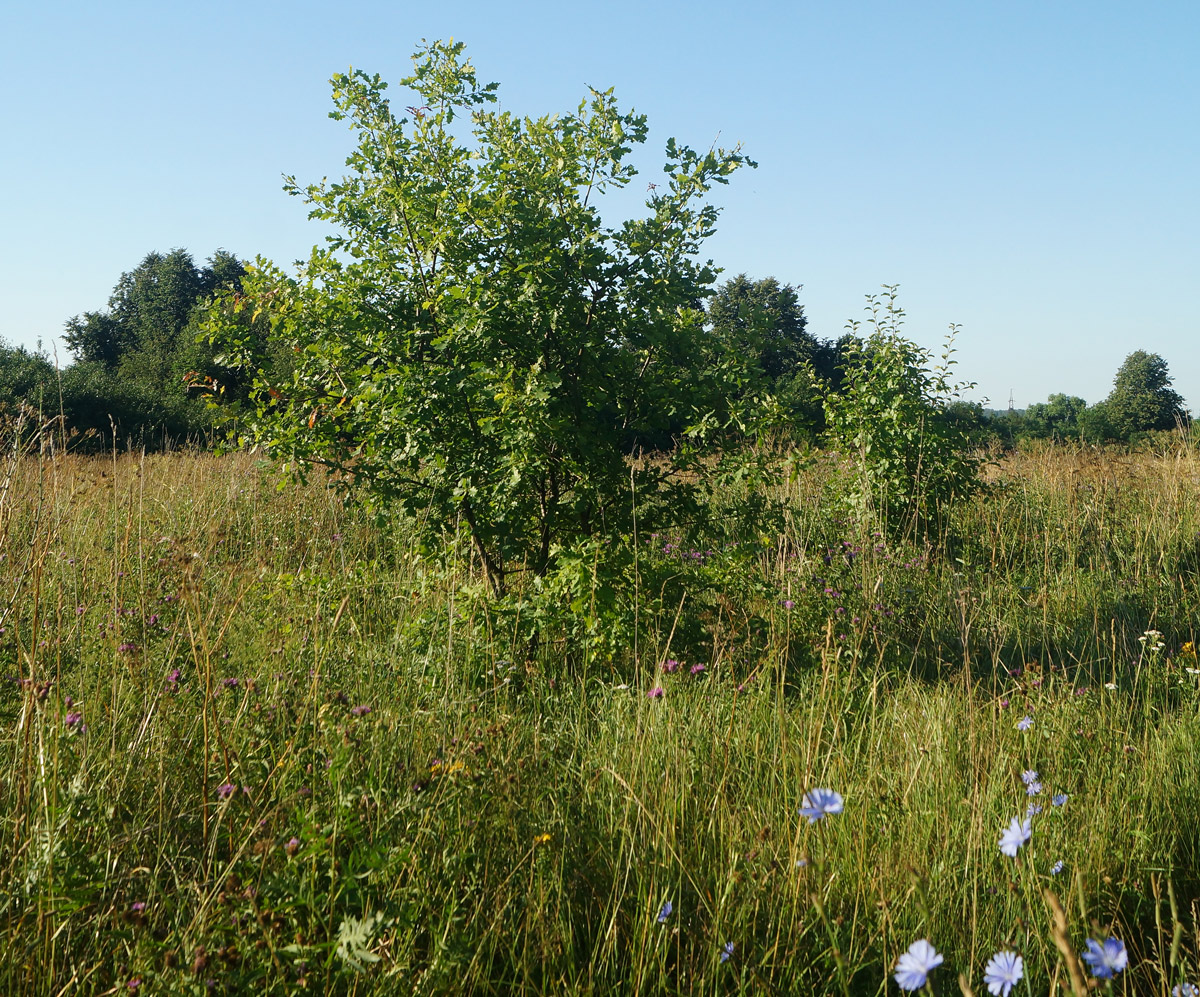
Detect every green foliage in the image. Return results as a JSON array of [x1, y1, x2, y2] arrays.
[[821, 287, 983, 537], [706, 275, 835, 437], [205, 40, 755, 596], [56, 361, 208, 448], [709, 275, 814, 383], [61, 248, 255, 446], [1105, 349, 1187, 439], [4, 448, 1200, 995], [1077, 398, 1119, 443], [0, 341, 56, 414], [1024, 393, 1087, 441]]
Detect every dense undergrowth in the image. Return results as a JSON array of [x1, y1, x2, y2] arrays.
[[2, 442, 1199, 994]]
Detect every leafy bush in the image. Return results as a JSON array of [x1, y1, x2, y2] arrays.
[[822, 287, 983, 538], [205, 40, 755, 597], [57, 361, 213, 450]]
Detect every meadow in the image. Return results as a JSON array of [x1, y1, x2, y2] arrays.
[[2, 439, 1199, 995]]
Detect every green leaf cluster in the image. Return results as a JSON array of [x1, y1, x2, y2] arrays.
[[822, 286, 984, 538], [206, 40, 756, 596]]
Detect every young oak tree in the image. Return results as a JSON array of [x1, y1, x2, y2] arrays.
[[206, 41, 753, 596]]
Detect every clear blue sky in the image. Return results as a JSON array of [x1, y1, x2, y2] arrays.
[[2, 0, 1197, 410]]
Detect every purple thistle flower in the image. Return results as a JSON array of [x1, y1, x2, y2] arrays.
[[216, 783, 236, 800], [646, 686, 664, 699], [349, 704, 372, 716], [689, 663, 706, 675], [64, 711, 83, 730], [131, 901, 146, 913], [662, 659, 680, 673]]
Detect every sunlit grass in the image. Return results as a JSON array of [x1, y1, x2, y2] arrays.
[[1, 441, 1198, 994]]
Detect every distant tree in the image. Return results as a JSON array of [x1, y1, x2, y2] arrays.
[[1077, 400, 1118, 443], [66, 249, 198, 384], [1103, 350, 1186, 438], [706, 275, 836, 435], [64, 249, 248, 393], [0, 341, 56, 415], [1024, 393, 1088, 440], [708, 276, 814, 380], [61, 249, 252, 445]]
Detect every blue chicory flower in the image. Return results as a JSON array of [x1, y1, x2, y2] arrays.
[[983, 950, 1024, 997], [1081, 937, 1127, 979], [999, 816, 1032, 858], [894, 939, 943, 991], [799, 788, 844, 823]]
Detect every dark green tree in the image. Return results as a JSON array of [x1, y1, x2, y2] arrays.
[[0, 341, 56, 415], [1024, 393, 1088, 440], [706, 275, 837, 436], [708, 276, 813, 381], [1077, 400, 1118, 443], [1104, 350, 1186, 438], [205, 40, 755, 596], [66, 249, 199, 386], [60, 249, 253, 444], [64, 249, 248, 393]]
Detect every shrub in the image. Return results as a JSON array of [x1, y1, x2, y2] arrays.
[[822, 287, 983, 539]]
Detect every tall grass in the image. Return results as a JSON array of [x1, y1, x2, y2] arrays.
[[1, 440, 1198, 994]]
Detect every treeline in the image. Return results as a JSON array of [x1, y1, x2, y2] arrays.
[[985, 350, 1189, 445], [0, 251, 1189, 451], [0, 248, 288, 450]]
